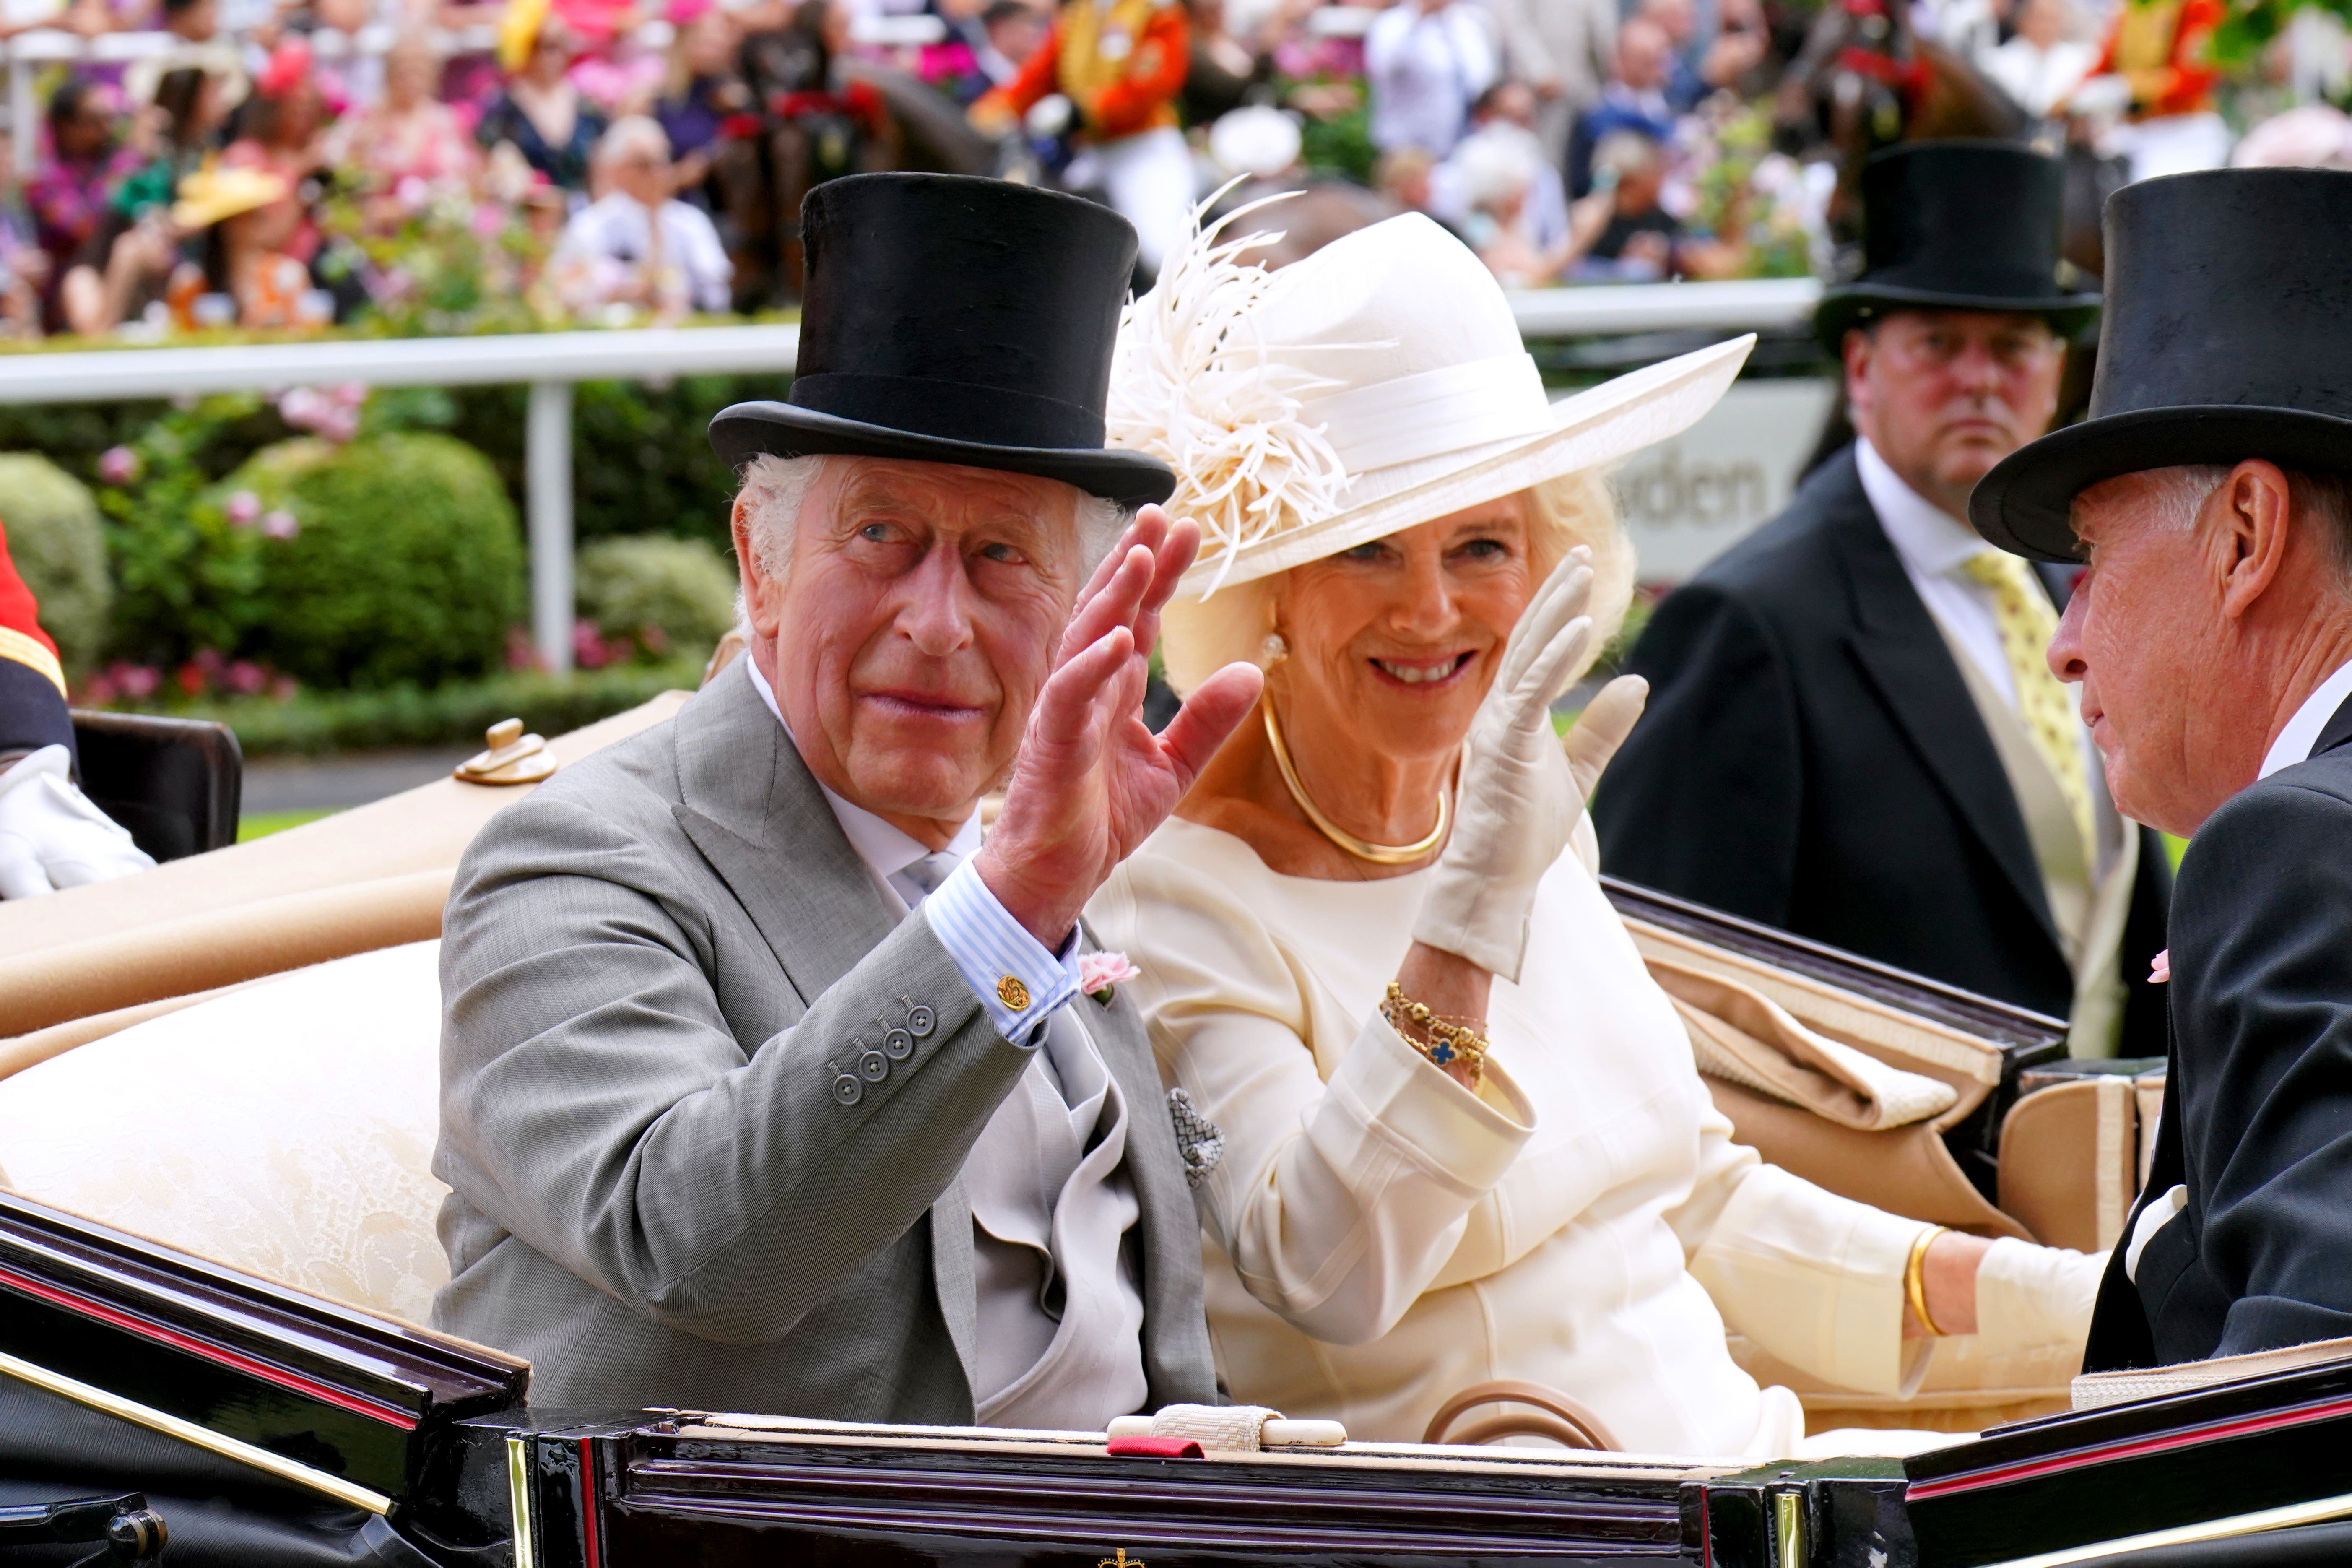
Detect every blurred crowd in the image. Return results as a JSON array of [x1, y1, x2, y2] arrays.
[[0, 0, 2347, 341]]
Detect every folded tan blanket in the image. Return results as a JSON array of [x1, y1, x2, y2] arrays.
[[0, 979, 262, 1081], [0, 691, 687, 961], [0, 869, 452, 1038], [1653, 960, 1960, 1132]]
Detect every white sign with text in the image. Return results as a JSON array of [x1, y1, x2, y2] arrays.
[[1580, 377, 1839, 585]]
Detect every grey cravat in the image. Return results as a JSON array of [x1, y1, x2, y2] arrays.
[[892, 850, 960, 907]]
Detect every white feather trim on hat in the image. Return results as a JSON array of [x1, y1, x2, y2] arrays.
[[1106, 192, 1356, 598]]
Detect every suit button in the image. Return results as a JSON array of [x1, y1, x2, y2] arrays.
[[906, 1002, 936, 1038], [858, 1049, 890, 1082], [882, 1027, 915, 1061], [832, 1074, 862, 1107]]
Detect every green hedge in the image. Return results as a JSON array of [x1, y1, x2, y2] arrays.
[[229, 432, 527, 690], [576, 535, 738, 662], [137, 661, 702, 755], [0, 373, 768, 563]]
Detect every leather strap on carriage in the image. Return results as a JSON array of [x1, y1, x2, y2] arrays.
[[1421, 1380, 1620, 1452], [1147, 1404, 1284, 1453]]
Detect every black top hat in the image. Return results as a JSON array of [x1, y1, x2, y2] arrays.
[[1973, 168, 2352, 561], [1813, 142, 2100, 352], [709, 173, 1175, 507]]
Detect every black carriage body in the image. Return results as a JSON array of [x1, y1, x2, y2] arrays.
[[0, 1181, 1913, 1568], [1903, 1358, 2352, 1567], [510, 1417, 1927, 1568], [0, 889, 2327, 1568]]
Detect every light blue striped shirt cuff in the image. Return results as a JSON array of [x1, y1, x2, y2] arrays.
[[922, 856, 1079, 1046]]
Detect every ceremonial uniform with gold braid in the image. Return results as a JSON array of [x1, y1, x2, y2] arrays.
[[0, 516, 75, 769], [969, 0, 1192, 273], [975, 0, 1189, 141]]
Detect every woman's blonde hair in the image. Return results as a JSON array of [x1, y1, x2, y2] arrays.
[[1159, 466, 1636, 696]]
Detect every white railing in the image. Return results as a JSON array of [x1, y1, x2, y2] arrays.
[[0, 281, 1821, 672]]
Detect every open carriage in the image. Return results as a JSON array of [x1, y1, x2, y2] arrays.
[[0, 689, 2328, 1565]]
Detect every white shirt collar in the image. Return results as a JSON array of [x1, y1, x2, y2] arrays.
[[2258, 658, 2352, 780], [741, 653, 982, 880], [1855, 437, 1991, 581]]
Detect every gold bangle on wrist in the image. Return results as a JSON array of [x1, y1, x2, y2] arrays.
[[1905, 1225, 1950, 1337], [1380, 981, 1489, 1087]]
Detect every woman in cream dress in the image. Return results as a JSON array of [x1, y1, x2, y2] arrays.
[[1086, 210, 2103, 1458]]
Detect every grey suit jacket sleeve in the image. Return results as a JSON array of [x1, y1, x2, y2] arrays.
[[437, 791, 1036, 1347]]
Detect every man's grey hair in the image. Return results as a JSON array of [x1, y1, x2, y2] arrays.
[[595, 114, 671, 168], [2130, 463, 2352, 584], [2137, 465, 2231, 535], [733, 453, 1132, 622]]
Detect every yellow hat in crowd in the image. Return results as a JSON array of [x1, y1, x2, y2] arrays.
[[170, 162, 290, 230], [498, 0, 553, 73]]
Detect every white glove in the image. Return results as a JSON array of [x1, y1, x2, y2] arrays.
[[0, 745, 157, 898], [1412, 546, 1597, 984], [1564, 674, 1648, 802], [1561, 674, 1647, 876], [1973, 1236, 2108, 1357]]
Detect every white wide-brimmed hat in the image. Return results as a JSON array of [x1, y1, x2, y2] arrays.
[[1107, 207, 1753, 597]]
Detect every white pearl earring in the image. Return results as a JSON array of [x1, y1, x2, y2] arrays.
[[1260, 632, 1289, 665]]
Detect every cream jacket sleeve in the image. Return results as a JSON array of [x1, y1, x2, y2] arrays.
[[1091, 854, 1535, 1347], [1668, 1104, 2104, 1394], [1667, 1107, 1924, 1395]]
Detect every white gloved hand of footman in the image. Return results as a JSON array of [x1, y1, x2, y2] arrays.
[[1411, 546, 1597, 984], [0, 744, 156, 898]]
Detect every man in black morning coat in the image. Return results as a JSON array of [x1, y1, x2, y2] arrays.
[[1972, 167, 2352, 1368], [1595, 143, 2171, 1058]]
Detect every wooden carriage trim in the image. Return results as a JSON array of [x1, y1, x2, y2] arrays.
[[1971, 1487, 2352, 1568], [0, 1345, 395, 1516], [0, 1258, 421, 1430], [1905, 1389, 2352, 1500], [580, 1435, 606, 1568]]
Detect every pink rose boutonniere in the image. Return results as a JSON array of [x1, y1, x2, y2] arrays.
[[1080, 951, 1141, 1005]]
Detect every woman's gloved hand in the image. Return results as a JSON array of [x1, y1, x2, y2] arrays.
[[1562, 674, 1648, 875], [0, 745, 156, 899], [1564, 674, 1648, 802], [1412, 546, 1596, 984], [1972, 1235, 2108, 1356]]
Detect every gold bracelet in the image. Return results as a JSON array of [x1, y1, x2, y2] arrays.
[[1381, 982, 1489, 1085], [1905, 1225, 1950, 1337]]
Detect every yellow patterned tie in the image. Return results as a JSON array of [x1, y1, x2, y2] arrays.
[[1964, 553, 2095, 856]]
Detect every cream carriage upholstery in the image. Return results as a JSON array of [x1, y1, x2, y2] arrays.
[[0, 941, 451, 1324]]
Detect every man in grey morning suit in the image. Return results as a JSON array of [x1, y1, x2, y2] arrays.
[[429, 174, 1264, 1423]]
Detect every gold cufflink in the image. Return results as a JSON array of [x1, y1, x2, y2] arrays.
[[996, 975, 1031, 1011]]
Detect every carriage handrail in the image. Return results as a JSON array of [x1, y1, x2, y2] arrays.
[[0, 281, 1819, 672]]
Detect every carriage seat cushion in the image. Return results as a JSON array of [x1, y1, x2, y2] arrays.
[[0, 941, 449, 1324]]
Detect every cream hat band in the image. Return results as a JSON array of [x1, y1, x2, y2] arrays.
[[1304, 351, 1554, 473], [1107, 203, 1753, 597]]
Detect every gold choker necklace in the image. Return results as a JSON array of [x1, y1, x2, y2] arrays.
[[1261, 698, 1449, 865]]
